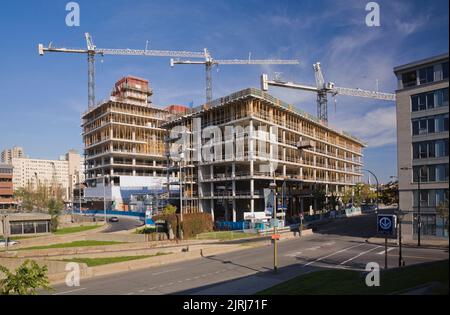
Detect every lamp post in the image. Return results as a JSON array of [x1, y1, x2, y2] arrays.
[[269, 181, 278, 273], [362, 169, 379, 212], [297, 140, 314, 236], [103, 174, 110, 223], [179, 151, 185, 222], [401, 166, 424, 247]]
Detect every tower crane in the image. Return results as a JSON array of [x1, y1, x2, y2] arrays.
[[38, 33, 205, 108], [170, 49, 299, 103], [261, 62, 396, 124]]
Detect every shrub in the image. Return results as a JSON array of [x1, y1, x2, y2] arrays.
[[163, 204, 177, 215], [181, 213, 213, 239]]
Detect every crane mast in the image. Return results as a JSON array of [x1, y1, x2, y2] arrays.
[[261, 62, 396, 124]]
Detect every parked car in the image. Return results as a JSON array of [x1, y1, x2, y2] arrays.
[[0, 239, 19, 247], [109, 216, 119, 223]]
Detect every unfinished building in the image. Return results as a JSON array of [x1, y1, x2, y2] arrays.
[[82, 76, 175, 211], [163, 88, 366, 222]]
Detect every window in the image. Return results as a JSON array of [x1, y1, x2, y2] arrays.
[[436, 139, 449, 157], [436, 164, 449, 182], [443, 62, 449, 80], [436, 88, 449, 107], [418, 66, 434, 84], [402, 70, 417, 88]]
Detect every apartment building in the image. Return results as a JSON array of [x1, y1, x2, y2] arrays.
[[1, 146, 25, 164], [0, 164, 15, 210], [11, 150, 84, 202], [82, 76, 177, 211], [394, 53, 449, 240], [163, 88, 366, 222]]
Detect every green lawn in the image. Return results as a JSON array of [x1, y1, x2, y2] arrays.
[[54, 225, 101, 235], [61, 252, 172, 267], [257, 260, 449, 295], [19, 240, 125, 251], [196, 231, 258, 240]]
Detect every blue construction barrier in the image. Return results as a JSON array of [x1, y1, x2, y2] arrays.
[[215, 221, 250, 231], [72, 209, 145, 219]]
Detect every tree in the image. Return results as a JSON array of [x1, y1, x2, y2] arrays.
[[437, 201, 449, 234], [312, 187, 326, 211], [162, 204, 177, 215], [0, 260, 52, 295]]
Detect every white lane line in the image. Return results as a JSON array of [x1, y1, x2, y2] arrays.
[[52, 287, 86, 295], [286, 251, 303, 257], [126, 292, 135, 295], [152, 268, 181, 276], [340, 246, 383, 265], [302, 243, 367, 267], [139, 289, 145, 293], [377, 247, 395, 255]]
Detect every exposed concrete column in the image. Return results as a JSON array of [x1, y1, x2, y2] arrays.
[[249, 120, 254, 161], [250, 179, 254, 197], [232, 200, 236, 222], [250, 199, 254, 214], [210, 200, 215, 222]]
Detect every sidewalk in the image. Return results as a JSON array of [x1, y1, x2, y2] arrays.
[[366, 237, 449, 250]]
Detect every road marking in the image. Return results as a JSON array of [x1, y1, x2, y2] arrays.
[[305, 246, 321, 251], [139, 289, 145, 293], [302, 243, 367, 267], [126, 292, 135, 295], [377, 247, 395, 255], [152, 268, 181, 276], [286, 251, 303, 257], [340, 246, 383, 265], [52, 287, 86, 295]]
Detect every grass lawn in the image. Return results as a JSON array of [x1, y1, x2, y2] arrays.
[[18, 240, 125, 251], [257, 260, 449, 295], [196, 231, 258, 240], [54, 225, 101, 235], [62, 252, 172, 267]]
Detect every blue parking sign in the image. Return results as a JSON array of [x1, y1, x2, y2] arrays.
[[377, 214, 397, 236]]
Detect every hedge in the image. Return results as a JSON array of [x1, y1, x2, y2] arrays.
[[151, 212, 213, 239]]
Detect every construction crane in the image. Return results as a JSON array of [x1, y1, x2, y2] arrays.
[[38, 33, 205, 108], [170, 49, 300, 103], [261, 62, 396, 124]]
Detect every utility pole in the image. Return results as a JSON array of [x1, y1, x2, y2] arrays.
[[270, 181, 278, 273], [400, 166, 424, 247], [103, 174, 109, 223]]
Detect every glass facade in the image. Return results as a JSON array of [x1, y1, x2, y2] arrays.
[[412, 113, 449, 135], [411, 88, 449, 112], [8, 220, 50, 235], [401, 61, 449, 89]]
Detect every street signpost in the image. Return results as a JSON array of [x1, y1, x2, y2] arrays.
[[377, 214, 397, 269]]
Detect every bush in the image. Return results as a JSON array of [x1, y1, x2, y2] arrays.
[[181, 213, 213, 239], [152, 213, 180, 238]]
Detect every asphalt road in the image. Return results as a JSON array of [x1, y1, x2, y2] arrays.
[[49, 214, 448, 295], [101, 217, 144, 233]]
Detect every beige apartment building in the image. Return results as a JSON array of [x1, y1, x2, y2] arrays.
[[1, 146, 25, 164], [394, 53, 449, 240], [11, 150, 84, 202], [163, 88, 366, 221]]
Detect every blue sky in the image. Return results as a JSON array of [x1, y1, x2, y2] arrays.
[[0, 0, 448, 183]]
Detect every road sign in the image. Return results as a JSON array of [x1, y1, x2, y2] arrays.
[[377, 214, 397, 236], [271, 234, 281, 240]]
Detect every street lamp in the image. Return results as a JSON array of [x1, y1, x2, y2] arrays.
[[103, 174, 110, 224], [396, 209, 406, 267], [362, 169, 379, 212], [269, 180, 278, 273], [179, 150, 185, 222], [296, 140, 314, 235], [400, 166, 425, 247]]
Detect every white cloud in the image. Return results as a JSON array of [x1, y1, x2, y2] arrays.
[[330, 106, 397, 148]]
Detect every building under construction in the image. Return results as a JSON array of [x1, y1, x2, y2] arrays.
[[82, 76, 181, 211], [163, 88, 366, 222]]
